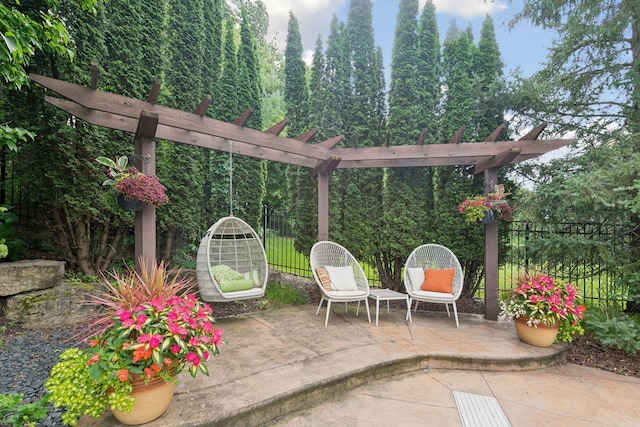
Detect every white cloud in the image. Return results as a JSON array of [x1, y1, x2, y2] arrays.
[[430, 0, 507, 19], [262, 0, 348, 49]]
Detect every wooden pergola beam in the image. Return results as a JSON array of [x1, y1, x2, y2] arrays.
[[312, 156, 341, 177], [484, 124, 505, 142], [449, 126, 465, 144], [265, 119, 289, 135], [417, 128, 427, 146], [44, 96, 321, 168], [474, 148, 521, 174], [316, 135, 344, 149], [331, 139, 574, 168], [520, 122, 547, 140], [90, 61, 99, 90], [233, 108, 254, 126], [293, 128, 318, 143], [193, 95, 211, 117], [147, 79, 161, 105]]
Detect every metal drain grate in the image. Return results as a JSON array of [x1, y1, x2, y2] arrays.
[[454, 391, 511, 427]]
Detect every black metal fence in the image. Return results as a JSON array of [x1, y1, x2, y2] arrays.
[[262, 206, 629, 307]]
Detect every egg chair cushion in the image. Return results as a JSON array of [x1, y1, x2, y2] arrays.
[[211, 264, 243, 283], [219, 279, 254, 293]]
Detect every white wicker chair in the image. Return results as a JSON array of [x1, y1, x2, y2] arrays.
[[310, 241, 371, 327], [403, 244, 464, 327]]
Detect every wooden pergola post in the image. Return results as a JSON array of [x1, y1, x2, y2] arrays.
[[133, 111, 159, 273], [484, 168, 499, 321], [318, 173, 329, 241]]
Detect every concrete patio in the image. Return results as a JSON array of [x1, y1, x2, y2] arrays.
[[77, 305, 640, 426]]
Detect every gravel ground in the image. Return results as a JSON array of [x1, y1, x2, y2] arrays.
[[1, 295, 638, 426]]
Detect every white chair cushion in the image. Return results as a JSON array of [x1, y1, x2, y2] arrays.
[[325, 265, 358, 291], [407, 267, 425, 292], [324, 290, 367, 298], [411, 290, 456, 301]]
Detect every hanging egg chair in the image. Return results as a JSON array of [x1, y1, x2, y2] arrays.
[[196, 216, 268, 302]]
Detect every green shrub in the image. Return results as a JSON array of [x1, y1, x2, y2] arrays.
[[583, 308, 640, 355], [0, 393, 48, 427]]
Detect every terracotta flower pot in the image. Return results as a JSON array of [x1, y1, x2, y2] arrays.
[[111, 375, 176, 425], [514, 316, 559, 347]]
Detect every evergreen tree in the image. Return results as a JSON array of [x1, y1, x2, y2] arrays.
[[378, 0, 430, 290], [209, 19, 239, 223], [6, 1, 115, 274], [338, 0, 386, 264], [157, 0, 208, 261], [435, 21, 484, 295], [233, 7, 266, 228], [283, 12, 316, 254]]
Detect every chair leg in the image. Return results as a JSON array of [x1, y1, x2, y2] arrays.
[[345, 302, 348, 313], [356, 300, 360, 316], [413, 300, 419, 312], [364, 298, 371, 323], [445, 303, 451, 317], [316, 297, 325, 315], [325, 300, 332, 327], [452, 302, 459, 328]]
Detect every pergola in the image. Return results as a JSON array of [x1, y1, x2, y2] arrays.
[[30, 68, 575, 321]]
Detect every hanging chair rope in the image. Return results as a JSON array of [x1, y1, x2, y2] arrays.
[[229, 139, 233, 217]]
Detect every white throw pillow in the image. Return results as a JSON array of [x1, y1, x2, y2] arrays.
[[324, 266, 358, 291], [407, 267, 425, 292]]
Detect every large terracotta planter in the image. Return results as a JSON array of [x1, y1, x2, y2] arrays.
[[514, 316, 559, 347], [111, 375, 176, 425]]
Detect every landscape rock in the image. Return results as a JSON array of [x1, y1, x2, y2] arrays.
[[3, 283, 98, 327], [0, 260, 65, 296]]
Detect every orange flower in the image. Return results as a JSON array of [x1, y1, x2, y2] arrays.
[[132, 346, 153, 363], [87, 353, 100, 366], [117, 369, 130, 382]]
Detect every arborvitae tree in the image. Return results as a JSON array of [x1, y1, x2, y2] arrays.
[[320, 16, 350, 244], [203, 0, 223, 117], [309, 36, 326, 128], [338, 0, 386, 264], [474, 15, 505, 139], [284, 12, 316, 254], [416, 0, 441, 140], [378, 0, 429, 290], [415, 0, 440, 227], [210, 18, 240, 222], [435, 21, 485, 296], [157, 0, 208, 261], [6, 1, 115, 274], [233, 7, 266, 228]]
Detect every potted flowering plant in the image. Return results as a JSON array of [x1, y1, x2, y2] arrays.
[[500, 272, 586, 346], [96, 156, 168, 208], [458, 184, 513, 224], [46, 259, 223, 426]]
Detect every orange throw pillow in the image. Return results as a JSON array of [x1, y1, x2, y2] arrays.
[[316, 267, 332, 291], [421, 268, 455, 293]]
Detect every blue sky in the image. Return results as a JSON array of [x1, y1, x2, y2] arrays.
[[261, 0, 556, 79]]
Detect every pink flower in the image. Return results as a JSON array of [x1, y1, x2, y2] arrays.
[[171, 344, 180, 354], [186, 352, 201, 366], [149, 333, 163, 349]]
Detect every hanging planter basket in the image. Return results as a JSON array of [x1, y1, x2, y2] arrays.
[[117, 194, 143, 211], [482, 209, 495, 224]]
